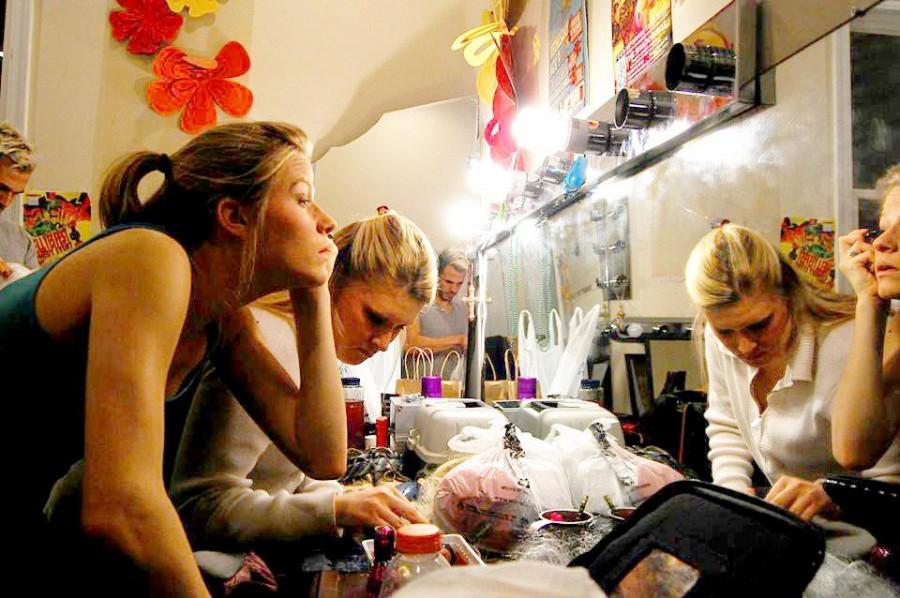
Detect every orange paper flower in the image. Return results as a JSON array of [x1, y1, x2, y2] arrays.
[[147, 41, 253, 135], [109, 0, 183, 55]]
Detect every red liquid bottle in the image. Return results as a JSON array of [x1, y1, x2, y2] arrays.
[[366, 526, 395, 598], [343, 377, 366, 450]]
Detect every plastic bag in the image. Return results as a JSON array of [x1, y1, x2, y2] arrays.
[[434, 424, 570, 552], [517, 309, 565, 394], [546, 422, 683, 515], [548, 305, 601, 397]]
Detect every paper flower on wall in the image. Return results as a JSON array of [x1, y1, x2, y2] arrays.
[[453, 1, 536, 169], [451, 2, 516, 105], [148, 41, 253, 135], [109, 0, 184, 55], [166, 0, 224, 18]]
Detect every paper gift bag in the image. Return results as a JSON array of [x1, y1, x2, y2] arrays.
[[395, 347, 433, 395], [440, 350, 463, 398], [505, 348, 542, 399], [482, 353, 509, 404]]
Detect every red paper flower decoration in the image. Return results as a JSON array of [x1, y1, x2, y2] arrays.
[[148, 41, 254, 135], [484, 37, 523, 169], [109, 0, 183, 55]]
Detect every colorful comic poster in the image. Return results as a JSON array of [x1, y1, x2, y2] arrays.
[[779, 217, 836, 289], [23, 191, 92, 265], [612, 0, 672, 91], [549, 0, 589, 114]]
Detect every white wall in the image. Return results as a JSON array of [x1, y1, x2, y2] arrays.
[[21, 0, 480, 226], [315, 97, 479, 253]]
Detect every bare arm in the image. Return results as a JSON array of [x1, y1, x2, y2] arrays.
[[405, 318, 465, 353], [216, 286, 346, 479], [81, 234, 209, 596], [833, 230, 900, 469]]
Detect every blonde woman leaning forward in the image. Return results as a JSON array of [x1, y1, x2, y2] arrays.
[[685, 223, 899, 557], [171, 213, 435, 549], [0, 122, 346, 595], [834, 165, 900, 470]]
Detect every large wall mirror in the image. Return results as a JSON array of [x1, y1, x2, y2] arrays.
[[474, 1, 898, 414]]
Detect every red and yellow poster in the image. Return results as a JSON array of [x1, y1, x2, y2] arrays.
[[779, 217, 836, 289], [612, 0, 672, 91], [23, 191, 92, 265]]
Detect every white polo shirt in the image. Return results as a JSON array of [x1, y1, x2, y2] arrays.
[[704, 320, 900, 492]]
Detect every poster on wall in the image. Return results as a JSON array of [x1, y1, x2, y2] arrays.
[[779, 217, 836, 289], [23, 191, 92, 266], [612, 0, 672, 91], [549, 0, 589, 114]]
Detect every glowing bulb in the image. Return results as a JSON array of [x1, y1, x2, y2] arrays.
[[466, 157, 514, 203], [516, 217, 542, 245], [445, 197, 489, 241], [512, 107, 572, 157]]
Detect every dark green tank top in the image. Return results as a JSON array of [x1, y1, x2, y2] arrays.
[[0, 223, 218, 528]]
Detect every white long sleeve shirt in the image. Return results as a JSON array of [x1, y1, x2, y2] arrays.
[[704, 320, 900, 492], [170, 307, 402, 548]]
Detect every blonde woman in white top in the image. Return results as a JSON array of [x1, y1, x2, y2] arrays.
[[834, 165, 900, 470], [171, 212, 435, 548], [685, 223, 900, 554]]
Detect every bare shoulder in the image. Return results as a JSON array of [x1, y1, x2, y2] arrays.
[[37, 228, 192, 338]]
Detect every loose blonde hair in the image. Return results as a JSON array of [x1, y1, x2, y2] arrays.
[[99, 121, 311, 293], [0, 122, 35, 172], [255, 211, 437, 320], [686, 223, 855, 363], [876, 164, 899, 205]]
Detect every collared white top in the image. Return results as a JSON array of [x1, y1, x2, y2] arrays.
[[704, 320, 900, 492]]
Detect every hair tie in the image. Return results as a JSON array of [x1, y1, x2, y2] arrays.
[[158, 153, 173, 180]]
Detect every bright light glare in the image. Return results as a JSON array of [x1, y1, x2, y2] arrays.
[[516, 217, 542, 245], [445, 197, 489, 241], [512, 107, 571, 156], [467, 157, 513, 202]]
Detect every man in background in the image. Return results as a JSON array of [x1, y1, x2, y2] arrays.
[[0, 123, 37, 281], [406, 248, 470, 380]]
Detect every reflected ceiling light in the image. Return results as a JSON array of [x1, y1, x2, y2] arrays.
[[466, 156, 513, 202], [513, 107, 628, 157], [512, 107, 572, 156], [614, 89, 677, 130], [516, 216, 542, 244], [665, 43, 736, 96], [445, 197, 488, 240]]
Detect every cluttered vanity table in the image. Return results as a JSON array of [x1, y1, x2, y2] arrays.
[[203, 1, 899, 595]]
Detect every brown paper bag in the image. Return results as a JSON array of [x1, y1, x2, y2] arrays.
[[440, 350, 463, 398], [395, 347, 433, 395], [482, 353, 509, 404], [503, 348, 542, 400]]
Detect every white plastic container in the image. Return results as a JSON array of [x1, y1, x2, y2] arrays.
[[491, 399, 535, 430], [518, 399, 624, 442], [389, 395, 423, 452], [407, 399, 507, 464]]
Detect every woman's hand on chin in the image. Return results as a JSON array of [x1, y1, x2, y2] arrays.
[[839, 229, 882, 302]]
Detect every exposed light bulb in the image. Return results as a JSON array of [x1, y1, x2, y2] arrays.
[[445, 197, 489, 240], [466, 156, 513, 203], [512, 107, 572, 157]]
